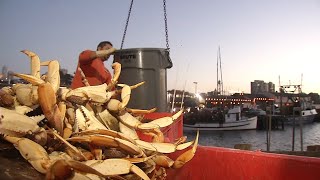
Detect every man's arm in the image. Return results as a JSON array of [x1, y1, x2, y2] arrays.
[[79, 48, 116, 64]]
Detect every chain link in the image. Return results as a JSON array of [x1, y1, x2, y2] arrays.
[[120, 0, 134, 50], [163, 0, 170, 53]]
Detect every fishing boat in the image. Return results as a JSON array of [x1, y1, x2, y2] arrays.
[[183, 106, 257, 131], [284, 109, 318, 125]]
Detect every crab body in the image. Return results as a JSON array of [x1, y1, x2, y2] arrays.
[[0, 107, 44, 137]]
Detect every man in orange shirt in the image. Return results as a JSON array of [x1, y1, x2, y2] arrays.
[[71, 41, 116, 89]]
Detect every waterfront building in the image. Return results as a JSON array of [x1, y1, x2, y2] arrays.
[[251, 80, 275, 94]]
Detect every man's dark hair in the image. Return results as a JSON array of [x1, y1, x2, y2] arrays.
[[97, 41, 113, 50]]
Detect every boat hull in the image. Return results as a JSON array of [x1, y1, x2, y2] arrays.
[[166, 146, 320, 180], [284, 109, 317, 125], [183, 116, 257, 131]]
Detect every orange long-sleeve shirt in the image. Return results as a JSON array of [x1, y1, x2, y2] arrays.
[[71, 50, 112, 89]]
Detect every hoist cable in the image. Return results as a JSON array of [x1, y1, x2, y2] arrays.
[[163, 0, 172, 67], [120, 0, 134, 49]]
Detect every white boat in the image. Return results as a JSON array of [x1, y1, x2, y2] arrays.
[[284, 109, 317, 125], [183, 106, 257, 131]]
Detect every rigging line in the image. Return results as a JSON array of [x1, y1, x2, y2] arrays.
[[171, 65, 180, 112], [120, 0, 134, 49]]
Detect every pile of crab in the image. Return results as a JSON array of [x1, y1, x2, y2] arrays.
[[0, 50, 199, 180]]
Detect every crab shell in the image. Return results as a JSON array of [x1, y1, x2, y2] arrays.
[[0, 107, 44, 137], [12, 83, 37, 106], [59, 84, 115, 105], [0, 88, 14, 107], [74, 105, 107, 132]]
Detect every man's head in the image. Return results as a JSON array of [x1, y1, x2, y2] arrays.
[[97, 41, 113, 60]]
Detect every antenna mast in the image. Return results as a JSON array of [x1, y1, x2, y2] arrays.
[[216, 46, 223, 95]]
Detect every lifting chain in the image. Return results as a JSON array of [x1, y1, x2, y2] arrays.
[[120, 0, 134, 49], [163, 0, 172, 67], [163, 0, 170, 53], [121, 0, 172, 66]]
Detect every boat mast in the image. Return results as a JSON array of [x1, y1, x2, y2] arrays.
[[216, 46, 223, 95]]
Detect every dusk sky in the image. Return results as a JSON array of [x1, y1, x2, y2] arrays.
[[1, 0, 319, 94]]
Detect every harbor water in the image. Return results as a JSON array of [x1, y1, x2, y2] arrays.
[[184, 122, 320, 151]]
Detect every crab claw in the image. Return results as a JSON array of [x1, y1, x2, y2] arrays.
[[21, 50, 41, 78], [13, 73, 45, 85], [13, 73, 64, 135], [75, 105, 107, 131], [0, 107, 44, 137], [172, 130, 199, 169], [41, 60, 60, 93]]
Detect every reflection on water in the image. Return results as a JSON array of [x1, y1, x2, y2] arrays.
[[184, 122, 320, 151]]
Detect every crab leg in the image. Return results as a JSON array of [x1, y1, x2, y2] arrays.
[[67, 134, 144, 157], [96, 108, 119, 131], [46, 159, 113, 180], [126, 107, 157, 115], [119, 84, 131, 109], [3, 136, 50, 174], [78, 67, 90, 86], [108, 82, 146, 113], [141, 128, 165, 143], [172, 130, 199, 169], [107, 62, 121, 90], [40, 60, 60, 93], [21, 50, 41, 78], [125, 154, 155, 163], [135, 139, 193, 154], [138, 110, 183, 129], [113, 108, 183, 131], [84, 159, 150, 180], [51, 130, 87, 161], [74, 129, 136, 144], [152, 154, 174, 168], [119, 121, 140, 140]]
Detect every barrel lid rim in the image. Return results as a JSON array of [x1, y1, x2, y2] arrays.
[[115, 47, 167, 52]]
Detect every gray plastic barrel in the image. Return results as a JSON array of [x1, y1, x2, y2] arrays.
[[113, 48, 172, 112]]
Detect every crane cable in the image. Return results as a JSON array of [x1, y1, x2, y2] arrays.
[[120, 0, 172, 61], [163, 0, 172, 67], [120, 0, 134, 50]]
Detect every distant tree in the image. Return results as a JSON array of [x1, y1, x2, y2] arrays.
[[309, 93, 320, 104], [60, 70, 73, 87]]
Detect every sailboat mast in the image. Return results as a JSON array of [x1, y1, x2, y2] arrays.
[[216, 46, 223, 95], [219, 46, 223, 95], [217, 47, 219, 95]]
